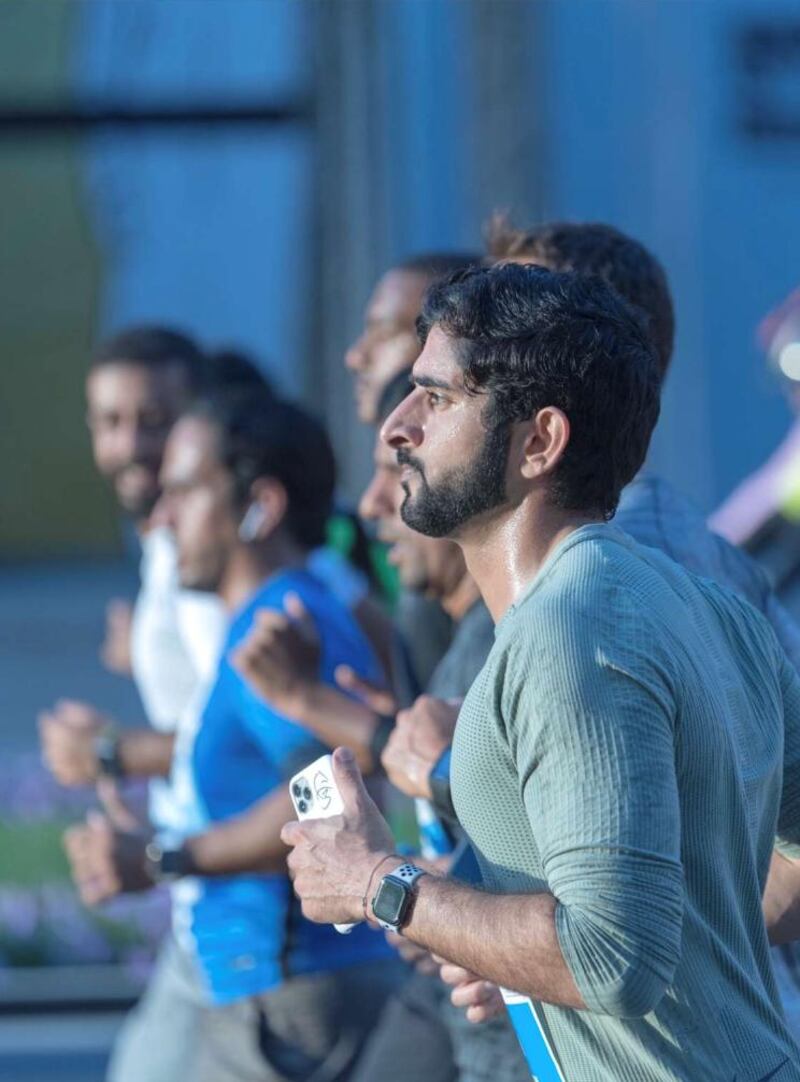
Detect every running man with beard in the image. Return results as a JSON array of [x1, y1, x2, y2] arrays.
[[283, 264, 800, 1081]]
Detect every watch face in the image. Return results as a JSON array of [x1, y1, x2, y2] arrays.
[[373, 877, 408, 925]]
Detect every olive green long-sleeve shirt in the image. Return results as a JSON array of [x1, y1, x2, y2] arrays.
[[452, 524, 800, 1081]]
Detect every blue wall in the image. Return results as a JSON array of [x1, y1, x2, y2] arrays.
[[73, 0, 314, 396], [69, 0, 800, 512], [540, 0, 800, 511]]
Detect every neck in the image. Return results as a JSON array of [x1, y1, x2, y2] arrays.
[[440, 570, 481, 623], [218, 536, 306, 612], [459, 499, 600, 623]]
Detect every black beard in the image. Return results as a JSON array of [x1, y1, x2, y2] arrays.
[[398, 420, 510, 538]]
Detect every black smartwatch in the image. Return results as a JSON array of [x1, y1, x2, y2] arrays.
[[94, 730, 125, 778], [370, 862, 427, 932], [144, 842, 197, 884]]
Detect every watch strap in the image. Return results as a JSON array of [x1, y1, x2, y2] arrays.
[[388, 862, 427, 888], [144, 841, 196, 883], [94, 730, 125, 778]]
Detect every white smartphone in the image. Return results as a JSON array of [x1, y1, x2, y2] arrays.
[[289, 753, 356, 934]]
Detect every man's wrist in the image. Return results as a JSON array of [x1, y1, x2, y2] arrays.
[[362, 853, 403, 925], [282, 679, 324, 722], [369, 861, 429, 933]]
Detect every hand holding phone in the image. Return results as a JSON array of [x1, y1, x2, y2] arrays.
[[288, 754, 357, 934]]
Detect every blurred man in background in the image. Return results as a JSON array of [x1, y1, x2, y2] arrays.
[[346, 252, 479, 693], [40, 326, 228, 1082], [59, 389, 398, 1082], [345, 252, 478, 426]]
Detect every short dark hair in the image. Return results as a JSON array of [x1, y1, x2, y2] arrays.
[[485, 216, 675, 378], [395, 251, 480, 284], [91, 325, 208, 391], [190, 389, 335, 549], [418, 263, 661, 520]]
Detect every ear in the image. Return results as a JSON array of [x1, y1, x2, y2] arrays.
[[519, 407, 570, 481], [249, 477, 289, 540]]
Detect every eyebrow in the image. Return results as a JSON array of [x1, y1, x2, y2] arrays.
[[412, 374, 455, 392]]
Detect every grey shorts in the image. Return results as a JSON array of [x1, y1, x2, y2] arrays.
[[107, 935, 206, 1082]]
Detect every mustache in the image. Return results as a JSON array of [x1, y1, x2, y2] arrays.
[[395, 449, 425, 477]]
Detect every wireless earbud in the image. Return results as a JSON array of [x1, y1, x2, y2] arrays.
[[238, 502, 269, 543]]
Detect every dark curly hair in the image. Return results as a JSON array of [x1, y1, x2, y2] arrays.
[[417, 263, 661, 520]]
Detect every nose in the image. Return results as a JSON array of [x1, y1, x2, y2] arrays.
[[345, 333, 368, 373], [380, 390, 423, 451]]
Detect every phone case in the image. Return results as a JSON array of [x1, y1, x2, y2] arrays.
[[289, 754, 355, 934]]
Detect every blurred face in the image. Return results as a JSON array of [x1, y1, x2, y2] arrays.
[[86, 362, 192, 521], [345, 270, 430, 424], [382, 327, 510, 540], [156, 416, 239, 593], [359, 430, 465, 594]]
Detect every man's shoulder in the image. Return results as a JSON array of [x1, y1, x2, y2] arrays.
[[516, 523, 660, 612], [492, 528, 628, 664], [617, 473, 772, 612], [228, 569, 337, 642], [498, 524, 704, 670]]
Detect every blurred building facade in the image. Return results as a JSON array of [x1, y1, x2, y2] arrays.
[[1, 0, 800, 557]]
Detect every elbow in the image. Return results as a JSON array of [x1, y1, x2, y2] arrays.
[[584, 963, 671, 1019], [555, 885, 681, 1020]]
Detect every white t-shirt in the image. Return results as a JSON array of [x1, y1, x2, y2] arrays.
[[130, 527, 227, 832]]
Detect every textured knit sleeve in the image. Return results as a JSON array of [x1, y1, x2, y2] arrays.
[[777, 649, 800, 856], [766, 593, 800, 676], [501, 600, 684, 1019]]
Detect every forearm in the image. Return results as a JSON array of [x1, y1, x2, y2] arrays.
[[764, 850, 800, 945], [292, 684, 382, 773], [184, 789, 294, 876], [393, 872, 585, 1009], [117, 730, 175, 778]]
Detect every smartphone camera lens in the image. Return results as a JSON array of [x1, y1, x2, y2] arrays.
[[292, 782, 303, 798], [298, 799, 307, 813], [303, 787, 312, 801]]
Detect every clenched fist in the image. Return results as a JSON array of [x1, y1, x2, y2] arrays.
[[231, 593, 320, 716], [381, 695, 460, 799], [63, 812, 153, 906], [38, 699, 110, 787], [439, 961, 506, 1025]]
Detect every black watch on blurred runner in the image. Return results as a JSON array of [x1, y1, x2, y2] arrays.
[[94, 730, 125, 778], [145, 841, 196, 884]]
